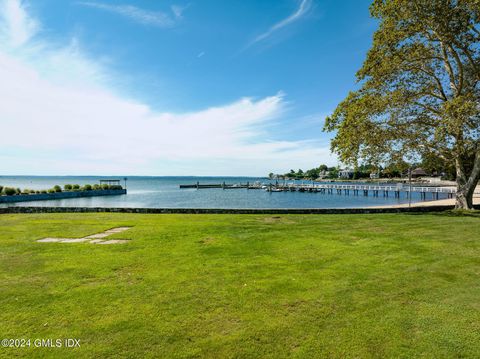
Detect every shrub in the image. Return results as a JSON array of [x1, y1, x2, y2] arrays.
[[47, 188, 55, 193], [0, 185, 3, 193], [16, 188, 21, 194], [72, 184, 80, 190], [83, 184, 92, 191], [41, 190, 47, 194], [101, 184, 110, 190], [110, 185, 123, 190], [64, 184, 72, 191], [53, 185, 62, 192], [4, 187, 16, 196], [93, 184, 101, 190]]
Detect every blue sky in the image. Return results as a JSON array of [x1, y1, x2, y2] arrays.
[[0, 0, 376, 175]]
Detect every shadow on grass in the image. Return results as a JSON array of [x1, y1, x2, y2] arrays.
[[405, 209, 480, 219]]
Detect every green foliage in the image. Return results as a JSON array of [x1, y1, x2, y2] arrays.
[[0, 184, 115, 196], [382, 161, 409, 178], [275, 165, 334, 180], [420, 152, 457, 180], [3, 187, 16, 196], [325, 0, 480, 207], [305, 168, 320, 179], [327, 167, 339, 179], [285, 169, 296, 179]]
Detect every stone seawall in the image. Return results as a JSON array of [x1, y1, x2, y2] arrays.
[[1, 204, 477, 214], [0, 189, 127, 203]]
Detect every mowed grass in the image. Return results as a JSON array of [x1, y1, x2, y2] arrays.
[[1, 212, 480, 358]]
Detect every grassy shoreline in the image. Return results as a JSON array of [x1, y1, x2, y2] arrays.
[[1, 212, 479, 358]]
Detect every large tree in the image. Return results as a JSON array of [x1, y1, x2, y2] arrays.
[[325, 0, 480, 209]]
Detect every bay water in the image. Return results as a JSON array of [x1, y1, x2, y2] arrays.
[[0, 176, 445, 208]]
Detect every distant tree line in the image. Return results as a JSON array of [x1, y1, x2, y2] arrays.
[[268, 154, 456, 181]]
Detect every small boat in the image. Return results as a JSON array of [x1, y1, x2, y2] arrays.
[[265, 187, 283, 192]]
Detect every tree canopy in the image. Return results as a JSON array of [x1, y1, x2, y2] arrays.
[[325, 0, 480, 209]]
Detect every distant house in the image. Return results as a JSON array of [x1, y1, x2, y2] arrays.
[[338, 169, 354, 179], [411, 168, 427, 178], [318, 170, 330, 179]]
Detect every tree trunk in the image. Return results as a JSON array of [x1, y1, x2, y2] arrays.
[[455, 149, 480, 210], [455, 182, 475, 209]]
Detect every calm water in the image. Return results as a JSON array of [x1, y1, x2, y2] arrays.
[[0, 176, 446, 209]]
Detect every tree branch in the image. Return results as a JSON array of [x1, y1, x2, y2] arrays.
[[414, 101, 442, 115], [455, 42, 480, 81], [446, 43, 465, 94], [440, 42, 459, 94], [405, 65, 449, 101]]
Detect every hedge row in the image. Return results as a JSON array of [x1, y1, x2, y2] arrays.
[[0, 184, 123, 196]]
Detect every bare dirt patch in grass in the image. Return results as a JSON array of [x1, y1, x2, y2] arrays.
[[37, 227, 132, 245]]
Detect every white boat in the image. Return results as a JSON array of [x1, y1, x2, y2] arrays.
[[265, 187, 283, 192]]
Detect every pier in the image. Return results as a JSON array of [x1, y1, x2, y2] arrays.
[[179, 181, 262, 189], [179, 182, 456, 199]]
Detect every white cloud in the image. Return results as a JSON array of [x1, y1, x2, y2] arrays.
[[250, 0, 312, 46], [0, 0, 334, 175], [77, 2, 178, 27], [0, 0, 38, 47], [171, 4, 188, 19]]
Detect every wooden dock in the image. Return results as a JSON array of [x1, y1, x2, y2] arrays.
[[271, 183, 456, 199], [179, 182, 456, 199], [179, 182, 262, 189]]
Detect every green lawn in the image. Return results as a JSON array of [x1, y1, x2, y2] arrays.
[[1, 212, 480, 358]]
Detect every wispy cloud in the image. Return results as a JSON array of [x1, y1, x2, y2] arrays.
[[249, 0, 312, 46], [171, 4, 188, 19], [0, 0, 38, 46], [0, 0, 334, 175], [77, 2, 180, 28]]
